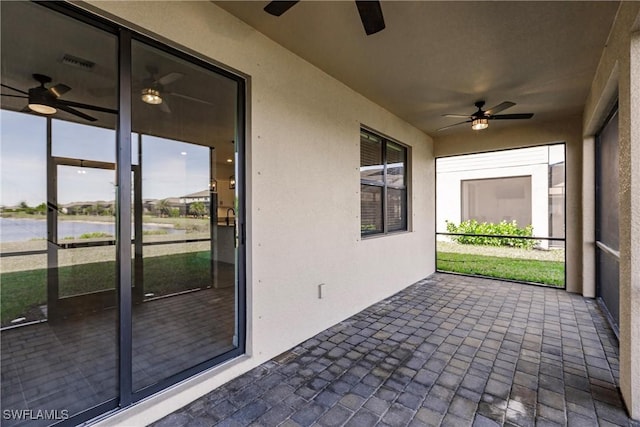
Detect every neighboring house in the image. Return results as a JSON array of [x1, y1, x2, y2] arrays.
[[0, 2, 638, 427], [437, 145, 565, 248], [179, 189, 210, 205], [180, 190, 211, 217], [180, 185, 236, 221]]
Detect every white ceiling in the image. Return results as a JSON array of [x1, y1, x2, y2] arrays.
[[215, 1, 619, 136]]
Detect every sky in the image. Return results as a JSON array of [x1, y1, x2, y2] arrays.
[[0, 110, 209, 207]]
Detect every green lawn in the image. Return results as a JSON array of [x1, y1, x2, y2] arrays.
[[437, 251, 564, 287], [0, 251, 212, 324]]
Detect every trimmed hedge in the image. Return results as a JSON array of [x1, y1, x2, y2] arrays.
[[445, 219, 537, 249]]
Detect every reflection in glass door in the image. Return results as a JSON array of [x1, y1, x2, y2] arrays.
[[0, 2, 245, 425], [130, 39, 240, 393], [0, 2, 121, 424], [50, 161, 117, 321]]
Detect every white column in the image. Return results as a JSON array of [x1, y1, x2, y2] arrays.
[[582, 137, 596, 298]]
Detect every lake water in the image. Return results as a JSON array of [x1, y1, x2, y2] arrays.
[[0, 217, 179, 242]]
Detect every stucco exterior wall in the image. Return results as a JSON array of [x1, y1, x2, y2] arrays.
[[78, 1, 435, 425], [582, 2, 640, 419]]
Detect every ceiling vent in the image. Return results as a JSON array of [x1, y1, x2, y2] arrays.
[[60, 54, 95, 71]]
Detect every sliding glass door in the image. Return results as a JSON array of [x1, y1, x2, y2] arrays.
[[130, 39, 241, 392], [0, 2, 245, 426]]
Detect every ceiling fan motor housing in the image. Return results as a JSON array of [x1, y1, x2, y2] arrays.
[[28, 86, 56, 108], [474, 101, 487, 118]]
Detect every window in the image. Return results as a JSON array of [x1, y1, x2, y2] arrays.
[[461, 176, 532, 226], [360, 129, 408, 236]]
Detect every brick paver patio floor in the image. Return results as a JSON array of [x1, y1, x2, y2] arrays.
[[152, 273, 638, 427], [0, 286, 235, 426]]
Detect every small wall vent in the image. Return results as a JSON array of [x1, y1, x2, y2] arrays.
[[60, 54, 95, 71]]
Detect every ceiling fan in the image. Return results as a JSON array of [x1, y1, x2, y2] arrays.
[[139, 67, 215, 113], [264, 0, 385, 36], [0, 74, 116, 122], [437, 101, 534, 131], [140, 67, 184, 113]]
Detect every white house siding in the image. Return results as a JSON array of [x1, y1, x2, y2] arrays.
[[437, 147, 552, 243], [82, 2, 434, 425]]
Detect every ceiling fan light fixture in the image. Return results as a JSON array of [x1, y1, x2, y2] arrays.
[[141, 88, 162, 105], [471, 118, 488, 130], [28, 103, 57, 115], [28, 86, 56, 114]]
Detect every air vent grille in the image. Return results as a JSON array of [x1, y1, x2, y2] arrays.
[[61, 54, 95, 71]]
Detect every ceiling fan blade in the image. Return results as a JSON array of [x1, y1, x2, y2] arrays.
[[1, 83, 28, 95], [167, 91, 214, 105], [157, 72, 184, 86], [436, 120, 470, 132], [264, 1, 299, 16], [490, 113, 534, 120], [49, 83, 71, 98], [55, 104, 97, 122], [442, 114, 472, 118], [58, 99, 118, 115], [485, 101, 515, 116], [160, 100, 171, 114], [1, 94, 28, 99], [355, 1, 385, 35]]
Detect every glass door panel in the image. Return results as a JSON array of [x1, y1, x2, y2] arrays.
[[138, 136, 211, 300], [131, 39, 239, 392], [0, 2, 119, 423], [1, 2, 244, 424], [56, 164, 116, 300]]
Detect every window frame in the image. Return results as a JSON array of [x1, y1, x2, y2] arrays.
[[360, 128, 408, 237]]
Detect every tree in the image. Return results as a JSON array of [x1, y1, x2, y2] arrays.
[[17, 201, 36, 215], [34, 203, 47, 215], [188, 202, 207, 218], [156, 199, 171, 217]]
